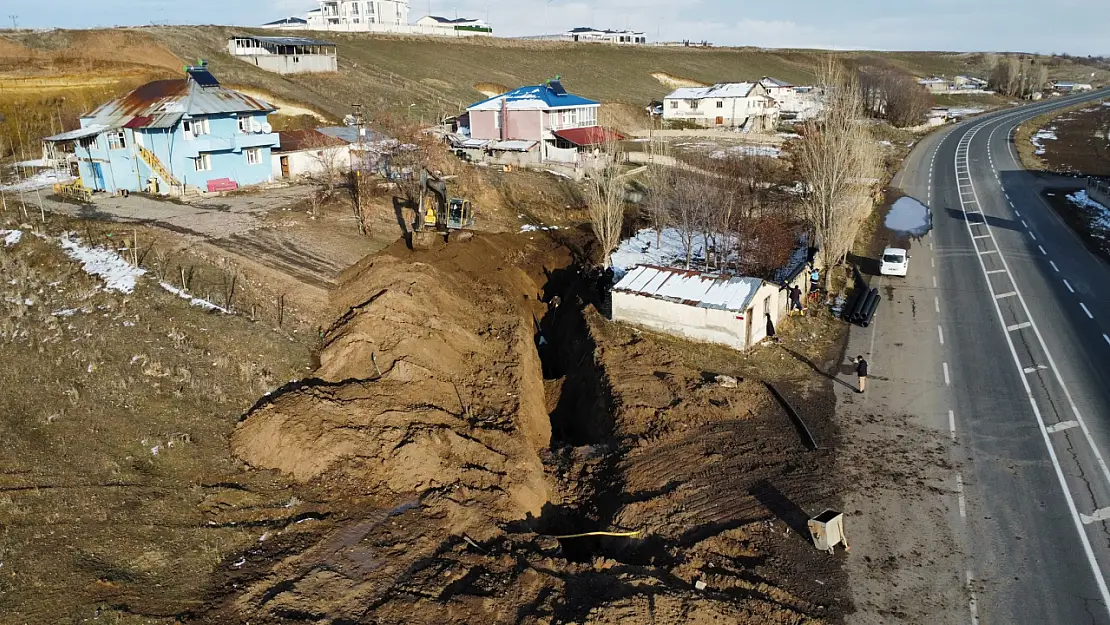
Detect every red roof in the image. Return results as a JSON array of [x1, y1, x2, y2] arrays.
[[552, 127, 625, 146]]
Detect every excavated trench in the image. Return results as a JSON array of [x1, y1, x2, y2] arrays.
[[531, 266, 632, 562]]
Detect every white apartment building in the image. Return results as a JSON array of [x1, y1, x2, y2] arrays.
[[662, 82, 779, 131], [307, 0, 409, 28]]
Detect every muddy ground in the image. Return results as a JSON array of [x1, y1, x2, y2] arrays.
[[1031, 102, 1110, 177], [201, 229, 849, 624]]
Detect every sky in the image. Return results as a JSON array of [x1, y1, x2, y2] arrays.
[[4, 0, 1108, 56]]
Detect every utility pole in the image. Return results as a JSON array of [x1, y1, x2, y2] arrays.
[[8, 15, 18, 30]]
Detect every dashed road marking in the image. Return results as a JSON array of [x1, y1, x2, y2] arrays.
[[943, 362, 950, 385], [938, 325, 945, 344], [1008, 321, 1032, 332], [1050, 261, 1060, 272], [1048, 421, 1080, 434], [956, 473, 967, 519], [948, 409, 956, 440], [986, 269, 1006, 274], [1038, 245, 1047, 255], [968, 570, 980, 625], [935, 296, 940, 313], [933, 276, 938, 288], [1029, 231, 1037, 241], [1064, 280, 1075, 293], [1081, 303, 1094, 319], [1014, 209, 1021, 216], [1024, 365, 1049, 373], [995, 291, 1018, 299], [1021, 220, 1029, 228]]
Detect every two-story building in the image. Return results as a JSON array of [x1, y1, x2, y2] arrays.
[[308, 0, 409, 28], [459, 79, 621, 166], [662, 82, 779, 131], [227, 35, 338, 74], [43, 64, 279, 196], [414, 15, 492, 34]]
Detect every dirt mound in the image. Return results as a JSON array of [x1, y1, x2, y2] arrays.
[[474, 81, 510, 97], [233, 234, 564, 527], [651, 71, 710, 89]]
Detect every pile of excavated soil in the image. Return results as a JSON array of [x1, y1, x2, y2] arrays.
[[211, 231, 846, 624]]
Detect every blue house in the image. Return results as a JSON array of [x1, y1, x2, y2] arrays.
[[44, 64, 279, 195]]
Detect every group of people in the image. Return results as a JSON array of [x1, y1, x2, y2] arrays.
[[783, 265, 823, 314]]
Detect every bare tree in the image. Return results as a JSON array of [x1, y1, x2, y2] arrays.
[[796, 58, 881, 291], [669, 168, 717, 269], [640, 135, 675, 246], [586, 132, 627, 268], [303, 131, 349, 198], [857, 66, 932, 127]]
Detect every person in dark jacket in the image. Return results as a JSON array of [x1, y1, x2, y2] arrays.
[[855, 355, 868, 393], [789, 285, 804, 313], [765, 313, 777, 343]]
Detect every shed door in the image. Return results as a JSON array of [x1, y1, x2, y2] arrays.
[[745, 308, 753, 347], [715, 116, 724, 125], [280, 156, 290, 178]]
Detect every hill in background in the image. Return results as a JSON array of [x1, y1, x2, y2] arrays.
[[1, 26, 1108, 156]]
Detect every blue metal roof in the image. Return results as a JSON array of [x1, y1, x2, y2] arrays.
[[467, 83, 598, 111]]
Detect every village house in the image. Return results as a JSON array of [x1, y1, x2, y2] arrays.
[[662, 82, 779, 131], [917, 77, 952, 93], [227, 35, 338, 74], [523, 27, 647, 44], [456, 79, 621, 170], [43, 64, 278, 196], [611, 259, 809, 350], [953, 75, 989, 90], [414, 15, 492, 34], [272, 128, 352, 180]]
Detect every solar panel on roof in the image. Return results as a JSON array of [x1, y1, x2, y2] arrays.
[[548, 79, 567, 96], [187, 68, 220, 88]]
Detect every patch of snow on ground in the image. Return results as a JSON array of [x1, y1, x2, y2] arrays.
[[15, 158, 47, 167], [1067, 190, 1110, 235], [709, 144, 780, 159], [947, 107, 985, 118], [610, 227, 739, 275], [544, 169, 571, 179], [1031, 129, 1057, 156], [159, 282, 230, 313], [885, 196, 933, 237], [2, 230, 22, 247], [520, 224, 562, 233], [58, 234, 145, 294], [1, 168, 75, 192]]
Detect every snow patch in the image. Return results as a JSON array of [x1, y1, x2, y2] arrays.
[[1, 168, 75, 192], [610, 227, 739, 275], [159, 282, 230, 313], [520, 224, 562, 233], [1067, 190, 1110, 233], [58, 234, 145, 293], [2, 230, 22, 247], [1031, 129, 1057, 156]]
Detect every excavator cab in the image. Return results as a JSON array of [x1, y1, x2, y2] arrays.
[[418, 169, 475, 232], [447, 198, 474, 230]]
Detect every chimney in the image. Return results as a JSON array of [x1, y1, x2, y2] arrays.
[[500, 97, 508, 141]]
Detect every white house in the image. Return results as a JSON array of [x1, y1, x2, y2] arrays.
[[308, 0, 409, 28], [272, 128, 351, 180], [415, 15, 492, 33], [612, 264, 808, 350], [662, 82, 779, 130], [227, 35, 338, 74], [523, 27, 646, 44]]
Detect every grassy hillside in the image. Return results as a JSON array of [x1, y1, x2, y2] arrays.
[[2, 26, 1109, 154]]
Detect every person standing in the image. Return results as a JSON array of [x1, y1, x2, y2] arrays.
[[855, 355, 868, 393], [765, 312, 777, 343], [789, 285, 804, 313]]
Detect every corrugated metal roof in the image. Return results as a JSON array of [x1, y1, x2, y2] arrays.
[[666, 83, 757, 100], [760, 76, 794, 88], [44, 125, 108, 141], [488, 139, 538, 151], [275, 129, 349, 153], [552, 127, 623, 146], [468, 84, 598, 112], [233, 34, 336, 47], [81, 73, 275, 131], [613, 265, 762, 312]]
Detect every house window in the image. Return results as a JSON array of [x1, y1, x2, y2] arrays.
[[350, 1, 359, 13], [193, 153, 212, 172], [182, 117, 209, 140], [238, 114, 251, 133], [494, 111, 502, 130], [716, 100, 724, 108], [245, 148, 262, 165], [690, 100, 699, 111], [669, 101, 678, 109], [106, 131, 127, 150]]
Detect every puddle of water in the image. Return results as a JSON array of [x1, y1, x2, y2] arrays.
[[885, 196, 932, 238]]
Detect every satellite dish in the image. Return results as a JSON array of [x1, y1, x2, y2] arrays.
[[250, 119, 262, 133], [261, 122, 273, 134], [343, 114, 356, 126]]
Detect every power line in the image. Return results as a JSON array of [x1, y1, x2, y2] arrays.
[[8, 15, 18, 30]]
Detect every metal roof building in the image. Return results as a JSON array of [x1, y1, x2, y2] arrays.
[[228, 35, 338, 75]]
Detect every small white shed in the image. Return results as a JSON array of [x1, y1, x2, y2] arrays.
[[612, 264, 799, 350], [272, 129, 352, 180]]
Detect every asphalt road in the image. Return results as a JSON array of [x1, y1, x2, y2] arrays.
[[872, 90, 1110, 624]]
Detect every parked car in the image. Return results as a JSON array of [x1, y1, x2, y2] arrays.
[[880, 247, 909, 277]]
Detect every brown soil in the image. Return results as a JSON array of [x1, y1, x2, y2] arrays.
[[205, 229, 847, 624], [1037, 103, 1110, 177]]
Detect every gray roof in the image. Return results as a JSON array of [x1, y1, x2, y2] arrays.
[[233, 34, 336, 47], [318, 126, 392, 144], [262, 17, 308, 25], [614, 265, 762, 313], [80, 72, 275, 131]]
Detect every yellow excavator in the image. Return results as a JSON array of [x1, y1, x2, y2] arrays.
[[416, 169, 475, 233]]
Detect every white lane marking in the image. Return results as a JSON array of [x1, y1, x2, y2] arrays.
[[1029, 231, 1037, 241], [1064, 280, 1075, 293], [931, 257, 935, 268], [1048, 420, 1080, 433], [1081, 507, 1110, 525], [979, 249, 998, 256], [1081, 303, 1094, 319], [1050, 261, 1060, 272], [967, 570, 980, 625], [938, 325, 945, 344], [1104, 334, 1110, 346], [1008, 321, 1032, 332], [1021, 219, 1028, 228], [973, 234, 991, 239], [943, 362, 950, 385], [933, 276, 938, 288], [1024, 365, 1049, 373], [956, 473, 967, 519], [986, 269, 1007, 274], [948, 409, 956, 441], [995, 291, 1017, 300], [1014, 209, 1020, 216], [958, 116, 1110, 616], [935, 296, 940, 313], [1038, 245, 1047, 255]]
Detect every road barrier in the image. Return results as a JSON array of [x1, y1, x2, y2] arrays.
[[1087, 178, 1110, 209]]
